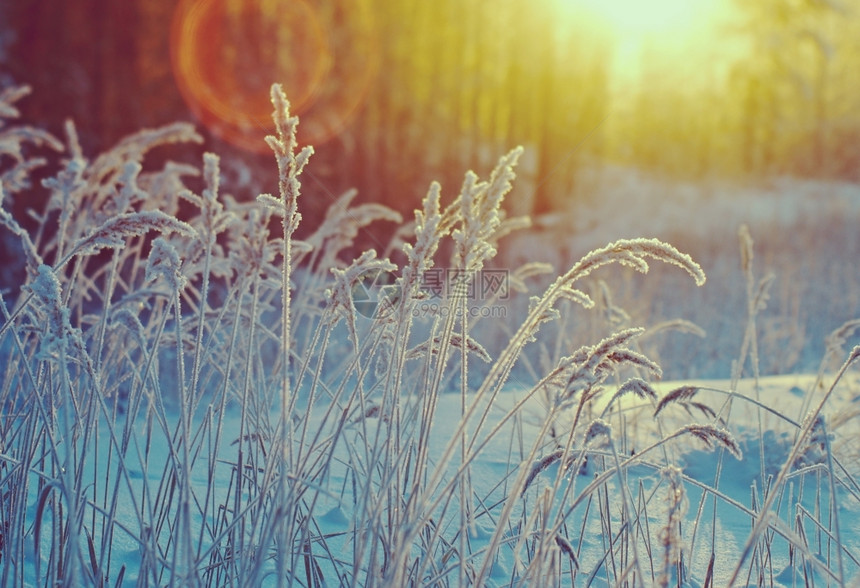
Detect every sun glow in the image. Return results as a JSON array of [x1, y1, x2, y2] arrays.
[[570, 0, 719, 38], [170, 0, 376, 152], [551, 0, 732, 82]]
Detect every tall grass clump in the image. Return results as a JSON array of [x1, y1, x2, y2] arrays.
[[1, 79, 859, 587]]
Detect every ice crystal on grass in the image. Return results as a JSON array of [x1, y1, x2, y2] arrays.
[[406, 332, 492, 363], [176, 152, 239, 283], [658, 465, 688, 588], [256, 192, 286, 216], [327, 251, 397, 348], [612, 377, 659, 404], [549, 328, 662, 409], [453, 147, 522, 273], [0, 84, 63, 192], [227, 209, 280, 282], [521, 295, 563, 344], [584, 418, 612, 444], [88, 122, 202, 177], [145, 237, 187, 292], [554, 534, 580, 570], [108, 161, 148, 215], [265, 82, 313, 236], [654, 385, 700, 417], [507, 262, 553, 294], [604, 348, 662, 377], [42, 152, 86, 258], [401, 181, 444, 299], [644, 318, 706, 340], [28, 264, 64, 331], [0, 84, 30, 118], [523, 449, 570, 495], [110, 307, 147, 350], [565, 238, 706, 291], [825, 319, 860, 358], [27, 264, 82, 360], [556, 285, 594, 308], [70, 210, 195, 258], [42, 156, 85, 208], [680, 424, 742, 460], [793, 413, 832, 469], [141, 161, 200, 217]]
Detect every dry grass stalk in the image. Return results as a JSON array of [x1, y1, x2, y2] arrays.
[[2, 75, 859, 588]]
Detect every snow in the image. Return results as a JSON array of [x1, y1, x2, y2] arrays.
[[35, 372, 857, 586], [502, 166, 860, 380]]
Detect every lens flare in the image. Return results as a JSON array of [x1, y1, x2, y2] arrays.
[[171, 0, 376, 152]]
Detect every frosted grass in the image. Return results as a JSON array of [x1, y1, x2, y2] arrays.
[[0, 81, 859, 587]]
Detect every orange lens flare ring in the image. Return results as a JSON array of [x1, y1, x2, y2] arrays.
[[170, 0, 376, 151]]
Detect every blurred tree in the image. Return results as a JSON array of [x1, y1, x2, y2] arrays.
[[3, 0, 181, 152], [0, 0, 607, 228], [729, 0, 850, 178]]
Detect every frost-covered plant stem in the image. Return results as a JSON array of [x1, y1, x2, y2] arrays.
[[27, 265, 85, 585], [188, 153, 220, 417], [458, 286, 472, 588], [262, 82, 313, 587], [56, 340, 82, 586], [433, 239, 705, 585], [727, 344, 860, 587], [169, 276, 197, 584]]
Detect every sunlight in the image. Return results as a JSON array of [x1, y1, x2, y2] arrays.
[[564, 0, 718, 38], [170, 0, 376, 152], [550, 0, 731, 82]]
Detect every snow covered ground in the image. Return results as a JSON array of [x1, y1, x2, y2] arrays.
[[31, 371, 856, 587], [503, 167, 860, 381]]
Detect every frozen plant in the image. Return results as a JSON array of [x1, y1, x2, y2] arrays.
[[0, 76, 858, 588]]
